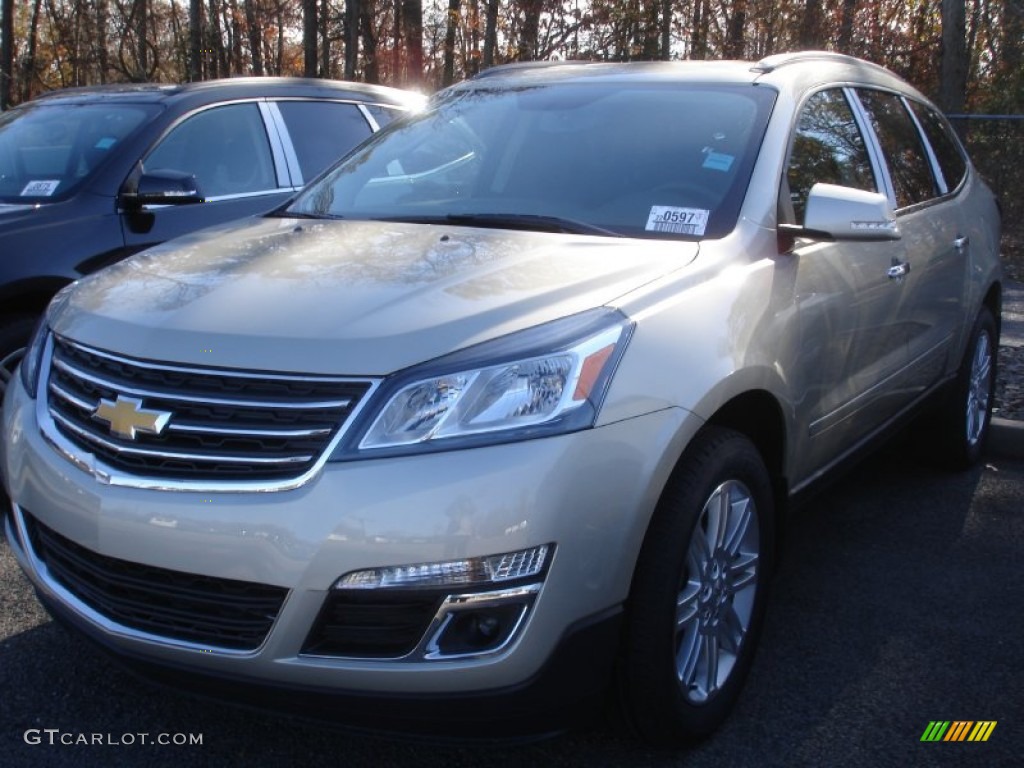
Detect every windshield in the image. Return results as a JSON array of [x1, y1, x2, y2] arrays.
[[0, 102, 156, 203], [288, 81, 776, 239]]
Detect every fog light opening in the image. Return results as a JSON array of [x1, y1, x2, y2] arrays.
[[434, 603, 527, 656]]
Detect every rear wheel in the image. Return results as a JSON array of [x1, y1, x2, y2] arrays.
[[619, 427, 774, 744], [934, 306, 997, 469]]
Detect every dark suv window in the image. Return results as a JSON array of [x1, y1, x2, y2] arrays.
[[276, 101, 373, 182], [786, 89, 878, 223], [856, 90, 938, 208], [908, 101, 968, 193], [144, 103, 277, 198]]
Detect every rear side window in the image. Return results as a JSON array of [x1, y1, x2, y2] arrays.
[[856, 90, 938, 208], [276, 101, 372, 182], [786, 89, 878, 223], [908, 101, 968, 193]]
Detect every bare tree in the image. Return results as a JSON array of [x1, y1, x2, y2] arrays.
[[442, 0, 460, 85], [0, 0, 12, 108], [304, 0, 318, 76]]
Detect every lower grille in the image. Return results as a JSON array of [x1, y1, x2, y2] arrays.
[[25, 512, 288, 651], [303, 591, 444, 658]]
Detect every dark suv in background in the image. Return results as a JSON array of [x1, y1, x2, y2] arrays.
[[0, 77, 422, 396]]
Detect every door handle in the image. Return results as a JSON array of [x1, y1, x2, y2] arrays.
[[887, 260, 910, 281], [954, 235, 970, 253]]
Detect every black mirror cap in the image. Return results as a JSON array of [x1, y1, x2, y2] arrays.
[[122, 170, 205, 208]]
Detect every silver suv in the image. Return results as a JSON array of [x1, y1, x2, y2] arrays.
[[0, 53, 1003, 743]]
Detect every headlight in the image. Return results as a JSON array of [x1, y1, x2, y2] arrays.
[[333, 308, 633, 459], [19, 319, 50, 399]]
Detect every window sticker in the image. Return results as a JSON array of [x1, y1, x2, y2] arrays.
[[646, 206, 710, 236], [703, 152, 734, 172], [94, 137, 117, 150], [20, 180, 61, 197]]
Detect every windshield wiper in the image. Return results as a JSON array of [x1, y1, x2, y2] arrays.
[[267, 210, 341, 220], [443, 213, 621, 237], [371, 212, 621, 237]]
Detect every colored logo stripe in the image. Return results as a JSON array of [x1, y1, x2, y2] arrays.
[[921, 721, 950, 741], [968, 721, 997, 742], [921, 720, 996, 742]]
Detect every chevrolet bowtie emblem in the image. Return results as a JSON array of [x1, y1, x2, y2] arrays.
[[93, 396, 171, 440]]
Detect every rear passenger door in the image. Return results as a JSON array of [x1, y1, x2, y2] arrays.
[[853, 89, 967, 397]]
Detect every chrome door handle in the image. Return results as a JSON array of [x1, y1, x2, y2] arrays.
[[954, 235, 970, 253], [887, 261, 910, 280]]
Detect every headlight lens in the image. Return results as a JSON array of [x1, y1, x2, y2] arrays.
[[336, 308, 633, 458], [18, 319, 50, 399]]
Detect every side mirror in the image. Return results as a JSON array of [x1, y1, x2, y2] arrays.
[[780, 183, 900, 242], [121, 169, 205, 209]]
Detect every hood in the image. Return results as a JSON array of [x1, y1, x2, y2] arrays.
[[51, 217, 698, 375]]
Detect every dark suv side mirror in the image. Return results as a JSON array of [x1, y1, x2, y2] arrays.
[[121, 169, 206, 209]]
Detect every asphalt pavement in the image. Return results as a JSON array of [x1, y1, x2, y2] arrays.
[[2, 438, 1021, 768]]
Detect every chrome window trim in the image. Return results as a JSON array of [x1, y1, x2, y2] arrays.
[[258, 100, 294, 188], [358, 103, 381, 132], [901, 95, 948, 196], [844, 86, 898, 209], [36, 335, 382, 493], [263, 100, 303, 187]]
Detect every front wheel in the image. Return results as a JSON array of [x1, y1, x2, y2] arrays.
[[619, 427, 775, 744]]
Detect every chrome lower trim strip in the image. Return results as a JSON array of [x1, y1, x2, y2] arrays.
[[166, 422, 333, 439], [9, 503, 268, 657]]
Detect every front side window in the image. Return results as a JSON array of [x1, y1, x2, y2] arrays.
[[144, 103, 277, 198], [287, 83, 777, 240], [0, 103, 155, 203], [785, 89, 877, 223], [856, 89, 938, 208]]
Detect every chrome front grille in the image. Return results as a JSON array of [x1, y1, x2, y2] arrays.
[[43, 336, 374, 487]]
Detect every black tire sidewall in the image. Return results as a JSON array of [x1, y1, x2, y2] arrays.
[[621, 426, 775, 743], [943, 306, 998, 468]]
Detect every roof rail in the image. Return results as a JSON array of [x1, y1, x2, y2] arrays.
[[751, 51, 887, 75], [473, 60, 595, 79]]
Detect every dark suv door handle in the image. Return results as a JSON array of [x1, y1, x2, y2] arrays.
[[954, 235, 970, 253]]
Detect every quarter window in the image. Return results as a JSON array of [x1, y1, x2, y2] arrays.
[[144, 104, 277, 198], [786, 89, 878, 223], [856, 90, 938, 208]]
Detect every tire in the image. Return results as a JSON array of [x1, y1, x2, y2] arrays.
[[619, 426, 775, 745], [934, 306, 998, 469], [0, 313, 40, 400]]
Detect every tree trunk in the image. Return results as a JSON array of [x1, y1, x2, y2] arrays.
[[482, 0, 497, 68], [244, 0, 262, 75], [345, 0, 359, 79], [519, 0, 542, 61], [401, 0, 423, 86], [692, 0, 708, 59], [189, 0, 203, 80], [798, 0, 823, 50], [660, 0, 671, 60], [0, 0, 13, 109], [320, 0, 330, 77], [442, 0, 459, 85], [304, 0, 318, 76], [725, 0, 746, 59], [837, 0, 857, 53], [21, 0, 44, 101], [361, 0, 378, 82]]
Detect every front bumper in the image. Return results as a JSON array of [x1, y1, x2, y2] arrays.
[[2, 376, 693, 729]]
